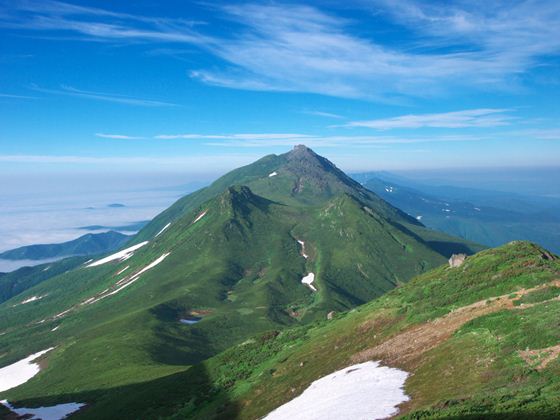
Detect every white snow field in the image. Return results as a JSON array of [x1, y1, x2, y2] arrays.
[[268, 171, 278, 177], [301, 272, 316, 291], [86, 241, 149, 267], [1, 400, 85, 420], [264, 361, 409, 420], [0, 348, 54, 392]]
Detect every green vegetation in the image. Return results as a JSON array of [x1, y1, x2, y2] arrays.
[[12, 240, 552, 420], [514, 285, 560, 306], [0, 231, 130, 260], [157, 241, 560, 420], [0, 146, 487, 418], [0, 256, 87, 303], [362, 175, 560, 254]]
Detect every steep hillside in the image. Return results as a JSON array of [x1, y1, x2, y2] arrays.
[[54, 241, 558, 419], [0, 231, 131, 261], [0, 257, 88, 304]]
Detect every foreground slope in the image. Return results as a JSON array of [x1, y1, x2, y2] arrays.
[[0, 146, 482, 418], [190, 241, 560, 419], [66, 241, 559, 419]]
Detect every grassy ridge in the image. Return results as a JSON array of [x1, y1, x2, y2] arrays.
[[82, 240, 558, 420]]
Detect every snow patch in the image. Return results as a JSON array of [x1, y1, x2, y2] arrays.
[[0, 348, 54, 392], [51, 325, 60, 332], [54, 309, 72, 319], [86, 241, 149, 267], [116, 265, 130, 275], [416, 215, 423, 221], [21, 295, 45, 305], [180, 318, 201, 325], [268, 171, 278, 177], [86, 253, 170, 304], [385, 186, 394, 193], [301, 273, 317, 292], [1, 400, 85, 420], [264, 361, 409, 420], [155, 222, 171, 237], [474, 207, 481, 211], [193, 210, 208, 224], [297, 240, 309, 259]]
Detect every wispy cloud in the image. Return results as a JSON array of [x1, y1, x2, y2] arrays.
[[3, 0, 208, 44], [0, 93, 37, 99], [153, 132, 488, 148], [154, 133, 312, 140], [515, 128, 560, 141], [95, 133, 145, 140], [3, 2, 559, 100], [345, 109, 513, 130], [303, 110, 345, 119], [30, 85, 177, 107], [0, 153, 262, 173]]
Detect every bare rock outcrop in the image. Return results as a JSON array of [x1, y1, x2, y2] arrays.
[[449, 253, 467, 268]]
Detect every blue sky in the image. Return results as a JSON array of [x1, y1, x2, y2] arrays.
[[1, 0, 559, 175]]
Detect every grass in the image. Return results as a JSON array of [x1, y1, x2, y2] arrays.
[[78, 239, 560, 420]]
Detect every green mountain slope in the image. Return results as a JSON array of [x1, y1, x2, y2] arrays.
[[56, 241, 558, 420], [0, 146, 482, 418], [359, 174, 560, 253], [0, 257, 88, 304], [0, 231, 130, 261]]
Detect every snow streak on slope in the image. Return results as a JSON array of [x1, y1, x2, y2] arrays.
[[86, 241, 149, 267], [192, 210, 208, 224], [20, 295, 45, 305], [264, 361, 409, 420], [86, 253, 171, 304], [297, 240, 308, 259], [155, 223, 171, 237]]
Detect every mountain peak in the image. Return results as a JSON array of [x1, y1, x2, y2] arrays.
[[288, 144, 318, 160]]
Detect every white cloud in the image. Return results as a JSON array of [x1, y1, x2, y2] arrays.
[[4, 2, 560, 100], [95, 133, 145, 139], [303, 110, 345, 119], [0, 93, 37, 99], [515, 128, 560, 141], [30, 85, 177, 107], [345, 109, 513, 130], [154, 133, 313, 140], [0, 154, 261, 172], [154, 133, 487, 148]]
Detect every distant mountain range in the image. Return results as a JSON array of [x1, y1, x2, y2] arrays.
[[353, 172, 560, 253], [0, 231, 130, 262], [0, 146, 557, 419]]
